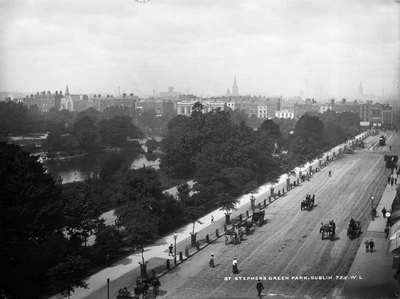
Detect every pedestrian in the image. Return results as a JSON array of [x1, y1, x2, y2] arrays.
[[369, 239, 375, 253], [211, 215, 214, 223], [364, 240, 369, 252], [388, 176, 391, 184], [391, 177, 394, 186], [329, 170, 332, 177], [209, 254, 215, 268], [168, 244, 173, 256], [256, 279, 264, 297], [382, 207, 387, 218], [232, 257, 238, 274]]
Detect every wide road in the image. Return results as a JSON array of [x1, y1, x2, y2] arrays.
[[158, 131, 398, 299]]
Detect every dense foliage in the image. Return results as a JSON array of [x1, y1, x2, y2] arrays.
[[0, 143, 92, 298], [160, 106, 282, 207], [161, 105, 361, 207]]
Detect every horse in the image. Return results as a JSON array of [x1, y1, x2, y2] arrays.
[[319, 223, 335, 240], [134, 279, 150, 299]]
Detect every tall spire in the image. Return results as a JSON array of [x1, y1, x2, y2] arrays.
[[65, 84, 70, 96], [232, 75, 239, 96]]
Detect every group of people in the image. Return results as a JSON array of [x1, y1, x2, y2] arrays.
[[305, 194, 315, 202], [388, 175, 397, 186]]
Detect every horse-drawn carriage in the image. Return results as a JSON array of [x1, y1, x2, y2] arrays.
[[224, 230, 240, 245], [252, 208, 265, 227], [300, 197, 314, 211], [238, 220, 253, 235], [319, 221, 335, 240], [347, 220, 361, 239]]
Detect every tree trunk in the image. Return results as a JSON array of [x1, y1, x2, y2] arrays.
[[190, 232, 197, 247], [139, 261, 148, 278], [225, 212, 231, 225]]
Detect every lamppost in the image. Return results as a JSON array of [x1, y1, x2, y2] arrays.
[[173, 232, 178, 265], [371, 196, 374, 209]]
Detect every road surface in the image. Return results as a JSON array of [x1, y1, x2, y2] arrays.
[[157, 131, 397, 298]]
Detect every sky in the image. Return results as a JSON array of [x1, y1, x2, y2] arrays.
[[0, 0, 399, 98]]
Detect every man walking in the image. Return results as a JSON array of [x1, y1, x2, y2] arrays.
[[382, 207, 387, 218], [168, 244, 173, 256], [256, 279, 264, 297], [364, 240, 369, 252], [369, 239, 375, 253], [329, 170, 332, 177]]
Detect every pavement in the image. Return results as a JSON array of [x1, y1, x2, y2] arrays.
[[49, 132, 370, 299], [343, 170, 399, 298]]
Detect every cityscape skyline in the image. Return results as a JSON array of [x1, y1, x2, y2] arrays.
[[0, 0, 399, 98]]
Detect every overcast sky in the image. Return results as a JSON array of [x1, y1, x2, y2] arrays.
[[0, 0, 399, 98]]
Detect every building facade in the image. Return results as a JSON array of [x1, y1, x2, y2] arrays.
[[22, 91, 63, 112], [176, 100, 225, 116]]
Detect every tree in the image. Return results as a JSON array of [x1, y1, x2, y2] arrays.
[[217, 192, 239, 225], [183, 203, 205, 247], [94, 224, 124, 258], [46, 255, 89, 299], [244, 181, 260, 210], [0, 142, 82, 298], [115, 202, 158, 278], [99, 157, 125, 182], [71, 115, 100, 152], [177, 182, 191, 203], [62, 182, 103, 247], [99, 116, 143, 147]]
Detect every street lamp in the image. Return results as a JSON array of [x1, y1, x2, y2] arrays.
[[173, 232, 178, 265], [371, 196, 374, 209]]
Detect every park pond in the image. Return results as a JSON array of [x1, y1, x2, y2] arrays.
[[9, 134, 162, 184], [45, 150, 160, 184]]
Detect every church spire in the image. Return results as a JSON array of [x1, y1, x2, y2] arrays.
[[65, 84, 70, 96], [232, 75, 239, 96]]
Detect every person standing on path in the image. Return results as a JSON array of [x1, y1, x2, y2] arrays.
[[329, 170, 332, 177], [211, 215, 214, 223], [256, 279, 264, 297], [168, 244, 173, 256], [364, 240, 369, 252], [232, 257, 238, 274], [382, 207, 387, 218], [209, 254, 215, 268], [369, 239, 375, 253]]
